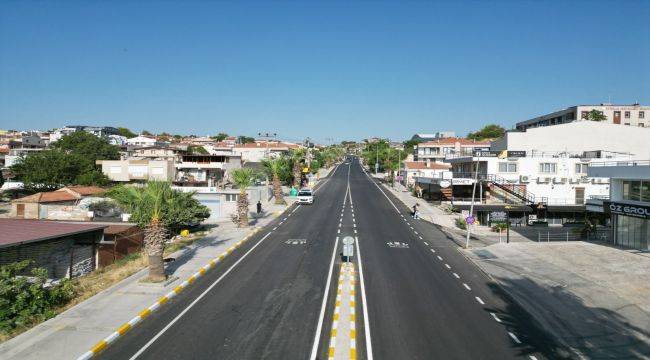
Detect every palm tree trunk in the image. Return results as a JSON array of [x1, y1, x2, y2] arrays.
[[144, 219, 167, 282], [293, 163, 301, 188], [273, 174, 285, 204], [237, 190, 249, 227]]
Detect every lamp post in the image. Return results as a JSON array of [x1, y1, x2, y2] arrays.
[[465, 152, 480, 249]]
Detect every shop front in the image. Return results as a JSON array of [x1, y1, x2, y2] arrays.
[[604, 201, 650, 250]]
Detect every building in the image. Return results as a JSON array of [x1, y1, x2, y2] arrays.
[[107, 134, 128, 146], [399, 160, 451, 188], [172, 185, 271, 222], [410, 132, 456, 142], [588, 161, 650, 251], [515, 103, 648, 131], [233, 141, 301, 162], [50, 125, 120, 142], [97, 159, 176, 182], [125, 135, 166, 148], [492, 121, 650, 159], [0, 219, 106, 279], [10, 186, 107, 220], [174, 153, 242, 188], [3, 147, 44, 167], [414, 138, 490, 161]]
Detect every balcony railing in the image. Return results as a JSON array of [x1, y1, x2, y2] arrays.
[[589, 160, 650, 167]]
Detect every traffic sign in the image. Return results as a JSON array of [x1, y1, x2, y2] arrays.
[[342, 236, 355, 245], [465, 216, 476, 225]]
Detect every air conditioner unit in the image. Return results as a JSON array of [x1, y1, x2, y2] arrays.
[[537, 177, 550, 183], [580, 177, 591, 183], [568, 178, 580, 184], [519, 175, 530, 183], [553, 177, 567, 184], [592, 178, 610, 184]]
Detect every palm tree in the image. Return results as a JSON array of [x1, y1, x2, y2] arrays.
[[108, 182, 175, 282], [262, 158, 287, 204], [230, 168, 256, 227], [289, 149, 305, 188]]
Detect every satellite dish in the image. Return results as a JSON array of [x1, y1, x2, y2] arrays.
[[342, 236, 355, 245]]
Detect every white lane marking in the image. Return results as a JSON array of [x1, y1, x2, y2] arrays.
[[475, 296, 485, 305], [353, 223, 356, 228], [273, 227, 277, 231], [453, 273, 460, 279], [430, 249, 436, 253], [508, 332, 522, 344], [363, 170, 400, 213], [437, 255, 443, 261], [339, 224, 341, 228], [444, 264, 451, 269], [414, 231, 418, 235], [354, 229, 357, 234], [338, 229, 341, 234], [128, 232, 273, 360], [423, 241, 428, 246], [279, 221, 284, 225], [463, 283, 471, 291], [283, 217, 287, 221], [309, 236, 341, 360], [529, 356, 538, 360], [355, 237, 373, 360], [418, 236, 423, 240], [490, 312, 502, 323]]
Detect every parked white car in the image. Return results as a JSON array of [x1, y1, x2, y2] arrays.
[[297, 188, 314, 204]]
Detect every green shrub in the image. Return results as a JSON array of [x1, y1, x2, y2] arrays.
[[0, 261, 75, 333], [455, 217, 467, 230], [491, 222, 509, 232]]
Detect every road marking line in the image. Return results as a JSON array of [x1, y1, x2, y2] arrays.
[[354, 236, 373, 360], [453, 273, 460, 279], [126, 232, 273, 360], [354, 229, 357, 234], [283, 217, 287, 221], [430, 249, 436, 253], [508, 332, 522, 344], [437, 255, 443, 261], [338, 229, 341, 234], [475, 296, 485, 305], [310, 236, 341, 360], [279, 221, 283, 225], [414, 231, 418, 235], [463, 283, 471, 291], [423, 241, 428, 245], [445, 264, 451, 269], [490, 313, 502, 323], [273, 227, 277, 231], [529, 356, 538, 360], [419, 236, 423, 240]]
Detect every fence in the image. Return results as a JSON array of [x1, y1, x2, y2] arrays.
[[535, 230, 583, 242]]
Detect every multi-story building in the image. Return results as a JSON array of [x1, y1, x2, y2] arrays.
[[414, 138, 490, 162], [515, 103, 648, 131], [410, 132, 456, 142], [125, 135, 166, 148], [233, 141, 301, 162], [96, 159, 176, 182], [50, 125, 120, 142], [174, 153, 242, 188], [399, 160, 450, 188], [587, 161, 650, 251]]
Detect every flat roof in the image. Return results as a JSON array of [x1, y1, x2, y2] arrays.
[[0, 219, 107, 248]]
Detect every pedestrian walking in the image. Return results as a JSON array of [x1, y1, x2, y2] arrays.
[[412, 203, 419, 219], [256, 200, 262, 214]]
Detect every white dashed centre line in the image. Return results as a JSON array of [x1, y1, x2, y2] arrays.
[[444, 264, 451, 269], [463, 283, 471, 291], [273, 227, 277, 231], [475, 296, 485, 305], [423, 241, 428, 246], [453, 273, 460, 279], [430, 249, 436, 253], [490, 313, 502, 323], [437, 255, 443, 261], [508, 332, 522, 344]]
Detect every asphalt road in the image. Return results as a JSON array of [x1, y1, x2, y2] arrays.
[[98, 156, 564, 360]]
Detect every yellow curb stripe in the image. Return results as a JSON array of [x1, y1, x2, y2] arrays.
[[199, 268, 206, 275], [350, 329, 356, 339], [117, 323, 131, 335], [139, 308, 151, 319], [158, 296, 168, 305], [90, 340, 107, 354], [350, 348, 357, 360], [173, 285, 184, 294]]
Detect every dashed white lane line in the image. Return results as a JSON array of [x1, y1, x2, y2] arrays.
[[273, 227, 277, 231], [444, 264, 451, 269], [463, 283, 471, 291], [283, 217, 287, 221], [528, 356, 538, 360], [508, 332, 522, 344], [423, 241, 428, 246], [475, 296, 485, 305], [354, 229, 357, 234], [414, 231, 418, 235], [338, 229, 341, 234], [436, 255, 443, 261], [338, 224, 341, 228], [418, 236, 423, 240], [279, 221, 284, 225], [453, 273, 460, 279], [430, 249, 436, 253], [490, 313, 502, 323], [353, 224, 356, 228]]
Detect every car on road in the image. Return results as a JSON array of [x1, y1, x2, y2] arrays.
[[297, 188, 314, 204]]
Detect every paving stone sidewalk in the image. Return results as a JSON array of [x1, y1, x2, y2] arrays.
[[0, 201, 292, 360]]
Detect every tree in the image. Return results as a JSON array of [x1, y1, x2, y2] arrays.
[[467, 124, 505, 141], [230, 168, 256, 227], [187, 145, 209, 154], [263, 158, 288, 204], [107, 182, 209, 281], [211, 133, 228, 142], [237, 136, 255, 144], [141, 130, 153, 136], [51, 131, 120, 162], [586, 110, 607, 122], [403, 138, 424, 153], [116, 127, 137, 138], [289, 149, 306, 188]]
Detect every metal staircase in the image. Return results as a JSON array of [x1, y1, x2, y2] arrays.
[[480, 174, 547, 206]]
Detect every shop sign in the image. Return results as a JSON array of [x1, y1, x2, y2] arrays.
[[490, 211, 507, 222], [439, 180, 451, 188], [604, 201, 650, 219], [507, 151, 526, 158], [474, 150, 500, 157]]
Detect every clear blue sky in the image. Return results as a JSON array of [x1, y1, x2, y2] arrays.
[[1, 1, 648, 143]]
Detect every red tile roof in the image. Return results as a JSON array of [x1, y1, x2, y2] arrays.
[[12, 186, 106, 203], [419, 137, 490, 146], [0, 219, 107, 248], [403, 161, 450, 170]]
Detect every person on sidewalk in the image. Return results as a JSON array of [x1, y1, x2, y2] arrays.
[[412, 203, 420, 219], [256, 200, 262, 214]]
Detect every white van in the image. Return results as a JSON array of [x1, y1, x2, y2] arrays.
[[297, 188, 314, 204]]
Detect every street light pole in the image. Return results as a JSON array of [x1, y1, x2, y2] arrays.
[[466, 152, 480, 249], [375, 143, 379, 175]]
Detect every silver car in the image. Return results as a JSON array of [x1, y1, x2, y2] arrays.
[[297, 188, 314, 204]]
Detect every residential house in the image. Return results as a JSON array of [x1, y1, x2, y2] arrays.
[[399, 160, 451, 188], [97, 158, 176, 182], [233, 141, 301, 162], [414, 138, 490, 161], [11, 186, 107, 220], [0, 219, 106, 279]]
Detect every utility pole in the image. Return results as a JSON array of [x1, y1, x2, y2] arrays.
[[375, 143, 379, 175], [466, 152, 480, 249]]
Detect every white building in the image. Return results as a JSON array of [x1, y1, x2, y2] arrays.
[[399, 161, 450, 187], [415, 138, 490, 162], [410, 132, 456, 141], [96, 159, 176, 182], [125, 135, 164, 148], [233, 141, 301, 162], [515, 103, 648, 131], [588, 161, 650, 250], [492, 121, 650, 159], [50, 126, 120, 142]]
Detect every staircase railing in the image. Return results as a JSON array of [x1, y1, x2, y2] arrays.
[[450, 172, 547, 205]]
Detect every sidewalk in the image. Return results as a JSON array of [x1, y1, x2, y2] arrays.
[[0, 202, 291, 360], [465, 242, 650, 359]]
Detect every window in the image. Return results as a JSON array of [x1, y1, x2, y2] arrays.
[[539, 163, 556, 174], [642, 181, 650, 202], [625, 111, 630, 119], [640, 123, 645, 127], [640, 111, 645, 119], [498, 162, 517, 173], [225, 194, 238, 202], [575, 163, 588, 174], [622, 180, 641, 201], [581, 111, 589, 120], [625, 123, 630, 126]]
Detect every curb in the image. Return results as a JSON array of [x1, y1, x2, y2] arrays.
[[76, 226, 263, 360]]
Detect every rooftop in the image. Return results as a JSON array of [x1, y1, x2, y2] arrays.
[[403, 161, 450, 170], [0, 219, 107, 248], [13, 186, 106, 203], [419, 137, 490, 146]]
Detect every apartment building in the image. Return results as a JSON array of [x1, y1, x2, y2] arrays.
[[515, 103, 648, 131], [410, 132, 456, 142], [233, 141, 301, 162], [174, 153, 242, 187], [96, 159, 176, 182], [50, 125, 120, 142], [125, 135, 166, 148], [414, 138, 490, 161], [588, 161, 650, 251], [399, 160, 450, 187]]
